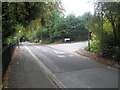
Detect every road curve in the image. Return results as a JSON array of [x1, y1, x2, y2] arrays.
[[22, 42, 118, 88]]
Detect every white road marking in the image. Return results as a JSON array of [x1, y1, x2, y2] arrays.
[[36, 46, 40, 48], [68, 55, 74, 57], [24, 46, 66, 88], [41, 49, 47, 52], [54, 50, 65, 54], [36, 46, 47, 52], [57, 55, 66, 57]]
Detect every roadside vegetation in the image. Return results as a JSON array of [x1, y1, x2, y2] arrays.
[[2, 2, 89, 46], [2, 2, 63, 46], [2, 1, 120, 61], [27, 13, 90, 43], [85, 2, 120, 61]]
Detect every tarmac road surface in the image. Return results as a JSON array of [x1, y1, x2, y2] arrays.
[[20, 42, 118, 88]]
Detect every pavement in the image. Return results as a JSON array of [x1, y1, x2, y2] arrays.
[[3, 41, 119, 88], [77, 46, 120, 69], [5, 45, 54, 88]]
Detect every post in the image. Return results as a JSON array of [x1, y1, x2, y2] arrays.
[[88, 31, 90, 51], [41, 29, 42, 42], [88, 31, 92, 51]]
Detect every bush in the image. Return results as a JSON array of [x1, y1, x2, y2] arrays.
[[84, 40, 97, 52], [96, 35, 120, 61], [85, 46, 89, 51], [41, 38, 53, 44]]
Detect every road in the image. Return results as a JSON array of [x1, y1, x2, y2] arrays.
[[47, 41, 88, 52], [21, 41, 118, 88]]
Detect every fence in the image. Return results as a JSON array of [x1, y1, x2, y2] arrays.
[[2, 43, 17, 79]]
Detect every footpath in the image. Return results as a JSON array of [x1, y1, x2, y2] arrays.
[[2, 45, 54, 88], [76, 48, 120, 69]]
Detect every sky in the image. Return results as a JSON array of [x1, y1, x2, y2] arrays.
[[61, 0, 94, 16]]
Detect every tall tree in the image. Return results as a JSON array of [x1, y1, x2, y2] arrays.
[[95, 2, 120, 44], [2, 1, 63, 45], [86, 2, 120, 60]]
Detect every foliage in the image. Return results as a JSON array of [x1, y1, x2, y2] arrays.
[[86, 2, 120, 61], [2, 1, 91, 46], [49, 13, 91, 42], [2, 1, 63, 45], [85, 40, 98, 52], [26, 12, 91, 43]]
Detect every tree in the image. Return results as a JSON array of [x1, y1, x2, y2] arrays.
[[96, 2, 120, 44], [86, 2, 120, 60], [2, 1, 63, 45]]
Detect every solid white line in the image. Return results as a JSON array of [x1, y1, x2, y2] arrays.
[[24, 46, 66, 88], [0, 84, 2, 90]]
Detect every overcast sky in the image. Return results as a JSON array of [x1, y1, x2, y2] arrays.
[[61, 0, 94, 16]]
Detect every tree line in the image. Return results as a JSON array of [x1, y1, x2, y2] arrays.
[[2, 2, 90, 45], [2, 2, 63, 46], [2, 1, 120, 61], [26, 13, 91, 43]]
